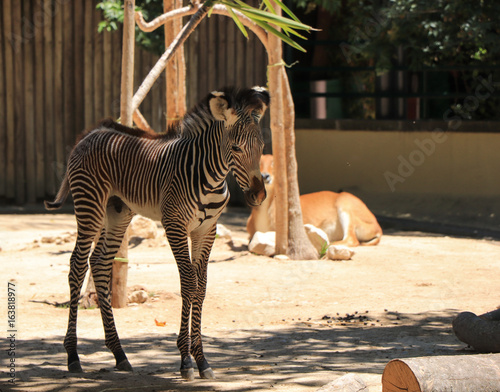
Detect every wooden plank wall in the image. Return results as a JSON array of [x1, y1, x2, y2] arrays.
[[0, 0, 268, 205]]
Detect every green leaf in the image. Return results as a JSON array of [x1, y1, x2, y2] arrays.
[[253, 18, 306, 52], [225, 5, 249, 38], [215, 0, 312, 51], [237, 6, 311, 31], [97, 21, 107, 33], [261, 0, 278, 14], [280, 24, 307, 40], [270, 0, 302, 23], [219, 0, 312, 31]]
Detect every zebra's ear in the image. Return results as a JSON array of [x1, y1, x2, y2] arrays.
[[209, 91, 236, 124], [251, 86, 270, 122]]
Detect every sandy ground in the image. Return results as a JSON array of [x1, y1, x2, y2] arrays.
[[0, 210, 499, 392]]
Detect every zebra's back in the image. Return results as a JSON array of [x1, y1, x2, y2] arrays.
[[68, 126, 178, 221]]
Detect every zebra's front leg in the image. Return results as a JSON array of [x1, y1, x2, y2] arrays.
[[165, 223, 197, 381], [91, 200, 135, 371], [190, 228, 217, 379]]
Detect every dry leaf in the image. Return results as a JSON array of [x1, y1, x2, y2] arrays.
[[155, 318, 166, 327]]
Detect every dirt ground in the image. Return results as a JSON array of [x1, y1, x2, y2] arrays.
[[1, 210, 499, 392]]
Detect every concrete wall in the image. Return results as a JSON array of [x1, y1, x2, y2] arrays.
[[295, 127, 500, 232]]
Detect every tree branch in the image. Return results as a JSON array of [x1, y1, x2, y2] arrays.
[[135, 5, 269, 52], [131, 3, 211, 113]]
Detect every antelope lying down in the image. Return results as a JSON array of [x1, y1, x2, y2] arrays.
[[247, 154, 382, 247]]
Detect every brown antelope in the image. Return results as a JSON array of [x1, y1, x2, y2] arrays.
[[247, 155, 382, 247]]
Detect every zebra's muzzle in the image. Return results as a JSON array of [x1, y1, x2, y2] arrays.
[[244, 176, 267, 207]]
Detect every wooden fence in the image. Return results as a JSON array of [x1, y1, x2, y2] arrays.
[[0, 0, 268, 205]]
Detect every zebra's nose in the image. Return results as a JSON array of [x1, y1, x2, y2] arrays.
[[244, 176, 267, 207], [245, 187, 266, 207]]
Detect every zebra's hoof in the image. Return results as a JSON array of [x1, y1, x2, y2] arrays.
[[180, 367, 195, 381], [68, 360, 83, 373], [200, 367, 215, 379], [116, 359, 133, 372]]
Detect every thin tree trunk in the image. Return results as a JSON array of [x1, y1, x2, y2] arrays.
[[132, 1, 214, 113], [120, 0, 135, 126], [113, 0, 136, 308], [164, 0, 186, 129], [267, 3, 287, 255], [282, 69, 318, 259]]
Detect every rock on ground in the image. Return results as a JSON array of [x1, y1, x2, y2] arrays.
[[326, 245, 355, 260], [304, 224, 329, 253], [216, 224, 233, 242], [248, 231, 276, 257], [128, 290, 148, 304], [129, 216, 158, 240]]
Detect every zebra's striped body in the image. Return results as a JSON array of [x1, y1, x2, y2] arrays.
[[45, 87, 270, 380]]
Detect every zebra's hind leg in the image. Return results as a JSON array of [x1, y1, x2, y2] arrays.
[[90, 196, 135, 371], [64, 210, 105, 372]]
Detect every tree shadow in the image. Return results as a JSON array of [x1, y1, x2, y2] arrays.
[[9, 310, 472, 392]]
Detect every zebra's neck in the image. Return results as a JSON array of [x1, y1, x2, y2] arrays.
[[182, 120, 230, 188]]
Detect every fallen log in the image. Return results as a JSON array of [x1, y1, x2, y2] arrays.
[[479, 307, 500, 321], [382, 354, 500, 392], [316, 373, 367, 392], [453, 311, 500, 352]]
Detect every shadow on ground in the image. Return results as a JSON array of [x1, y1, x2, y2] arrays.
[[9, 310, 469, 392]]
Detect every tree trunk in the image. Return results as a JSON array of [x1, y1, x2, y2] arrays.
[[281, 68, 318, 259], [382, 354, 500, 392], [113, 0, 135, 308], [80, 265, 98, 309], [111, 241, 129, 309], [164, 0, 186, 129], [120, 0, 135, 126], [267, 2, 287, 255]]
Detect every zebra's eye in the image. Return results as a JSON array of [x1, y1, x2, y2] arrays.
[[232, 144, 242, 152]]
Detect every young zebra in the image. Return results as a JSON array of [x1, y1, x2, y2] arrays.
[[45, 86, 270, 380]]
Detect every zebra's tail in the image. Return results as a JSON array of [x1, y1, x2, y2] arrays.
[[44, 174, 70, 210]]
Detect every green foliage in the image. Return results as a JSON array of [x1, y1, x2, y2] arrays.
[[290, 0, 500, 70], [217, 0, 311, 52], [97, 0, 313, 55], [319, 241, 328, 259], [288, 0, 500, 120], [292, 0, 341, 15], [369, 0, 500, 70], [97, 0, 123, 31], [97, 0, 166, 55]]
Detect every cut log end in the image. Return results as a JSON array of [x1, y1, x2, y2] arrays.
[[382, 359, 421, 392], [382, 354, 500, 392]]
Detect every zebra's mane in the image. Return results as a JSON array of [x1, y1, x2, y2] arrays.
[[90, 87, 268, 141]]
